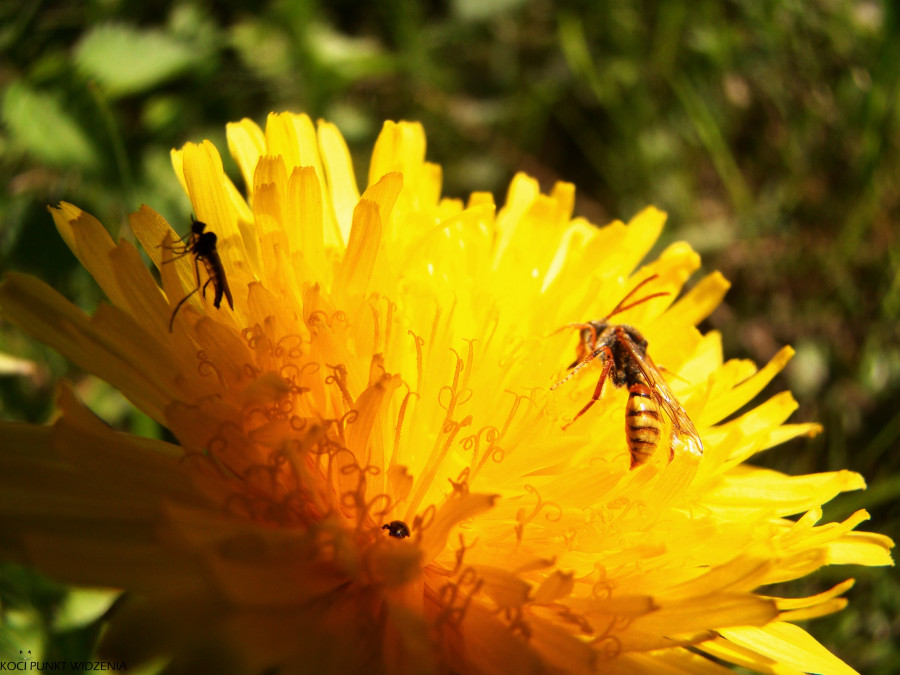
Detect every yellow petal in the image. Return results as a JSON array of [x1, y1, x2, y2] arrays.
[[317, 119, 359, 244], [226, 117, 266, 199], [0, 274, 174, 421], [368, 120, 426, 187], [665, 271, 731, 328], [49, 202, 123, 306], [720, 622, 859, 675], [459, 604, 545, 675], [531, 570, 574, 604], [707, 468, 866, 517], [419, 492, 498, 562], [701, 347, 795, 426], [334, 199, 383, 300], [177, 140, 257, 276], [825, 530, 895, 566], [699, 636, 805, 675]]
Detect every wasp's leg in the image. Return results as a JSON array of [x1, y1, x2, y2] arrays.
[[552, 342, 603, 391], [168, 283, 201, 332], [159, 247, 195, 264], [201, 276, 213, 300], [561, 345, 615, 430]]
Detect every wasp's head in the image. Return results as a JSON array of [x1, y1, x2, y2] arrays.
[[190, 216, 207, 236]]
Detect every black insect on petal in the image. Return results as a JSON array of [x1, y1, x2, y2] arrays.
[[382, 520, 411, 538], [162, 216, 233, 332]]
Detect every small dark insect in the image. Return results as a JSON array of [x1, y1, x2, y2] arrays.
[[163, 216, 233, 332], [382, 520, 411, 538], [551, 274, 703, 469]]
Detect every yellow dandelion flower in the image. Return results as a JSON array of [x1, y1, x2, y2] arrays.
[[0, 112, 893, 674]]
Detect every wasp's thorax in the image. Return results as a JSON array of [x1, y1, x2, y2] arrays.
[[572, 322, 649, 374]]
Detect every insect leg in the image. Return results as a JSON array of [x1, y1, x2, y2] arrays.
[[201, 276, 213, 301], [561, 345, 614, 430], [165, 228, 195, 245], [167, 253, 204, 332], [168, 284, 201, 331], [567, 323, 599, 368], [158, 232, 195, 260], [159, 247, 194, 263], [551, 344, 602, 391]]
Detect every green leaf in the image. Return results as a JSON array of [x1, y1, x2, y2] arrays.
[[74, 23, 200, 97], [1, 82, 99, 168], [53, 588, 120, 631], [453, 0, 527, 21], [307, 22, 393, 80]]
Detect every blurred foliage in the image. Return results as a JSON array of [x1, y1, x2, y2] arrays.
[[1, 0, 898, 671]]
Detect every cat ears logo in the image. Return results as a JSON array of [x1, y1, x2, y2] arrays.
[[18, 650, 32, 661]]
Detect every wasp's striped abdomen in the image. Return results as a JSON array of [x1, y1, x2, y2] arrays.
[[625, 381, 662, 468]]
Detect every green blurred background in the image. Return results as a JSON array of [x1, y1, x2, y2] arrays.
[[1, 0, 897, 671]]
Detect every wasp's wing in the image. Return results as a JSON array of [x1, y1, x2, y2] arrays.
[[215, 258, 234, 309], [221, 274, 234, 309], [618, 331, 703, 460], [201, 252, 234, 310]]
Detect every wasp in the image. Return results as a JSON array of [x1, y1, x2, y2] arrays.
[[163, 216, 233, 332], [382, 520, 411, 538], [551, 275, 703, 469]]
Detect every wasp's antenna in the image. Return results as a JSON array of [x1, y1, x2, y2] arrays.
[[606, 274, 669, 319], [544, 322, 594, 340]]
